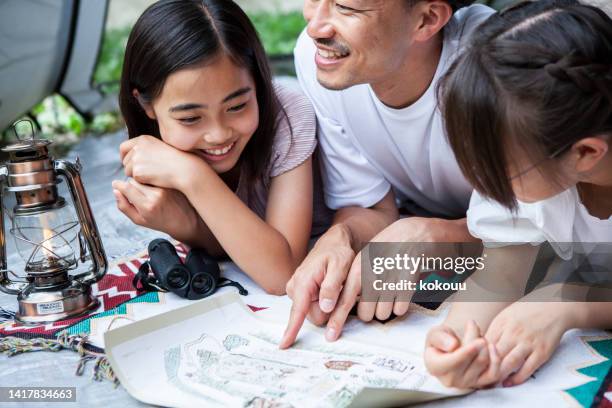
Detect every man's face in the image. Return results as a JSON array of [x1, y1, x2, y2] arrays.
[[303, 0, 417, 90]]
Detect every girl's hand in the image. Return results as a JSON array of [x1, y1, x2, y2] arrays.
[[424, 320, 500, 389], [485, 302, 572, 387], [112, 178, 201, 242], [119, 135, 202, 190]]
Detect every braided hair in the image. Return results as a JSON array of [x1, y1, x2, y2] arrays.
[[439, 0, 612, 209]]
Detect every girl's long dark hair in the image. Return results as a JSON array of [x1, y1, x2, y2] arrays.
[[439, 0, 612, 210], [119, 0, 279, 184]]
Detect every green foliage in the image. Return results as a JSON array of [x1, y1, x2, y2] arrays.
[[250, 11, 306, 55], [33, 95, 85, 135], [91, 11, 305, 89], [4, 95, 124, 145], [93, 26, 131, 94]]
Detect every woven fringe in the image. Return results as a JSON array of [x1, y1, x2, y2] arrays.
[[0, 306, 16, 323], [0, 331, 119, 386]]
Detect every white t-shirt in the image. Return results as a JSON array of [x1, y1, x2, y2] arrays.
[[294, 5, 494, 217], [467, 188, 612, 258]]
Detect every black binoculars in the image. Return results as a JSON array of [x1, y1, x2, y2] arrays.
[[133, 238, 247, 300]]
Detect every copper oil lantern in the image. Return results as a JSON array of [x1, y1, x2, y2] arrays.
[[0, 121, 107, 324]]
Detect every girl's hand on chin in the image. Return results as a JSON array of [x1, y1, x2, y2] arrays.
[[111, 179, 201, 241], [119, 135, 204, 190]]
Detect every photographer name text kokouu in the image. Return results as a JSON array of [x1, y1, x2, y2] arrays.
[[372, 279, 467, 291]]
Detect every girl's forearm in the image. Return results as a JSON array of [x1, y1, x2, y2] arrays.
[[572, 302, 612, 330], [518, 283, 612, 330], [444, 244, 541, 335], [179, 166, 298, 295]]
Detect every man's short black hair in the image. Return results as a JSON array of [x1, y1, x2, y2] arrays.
[[447, 0, 475, 11], [447, 0, 477, 11], [406, 0, 477, 12]]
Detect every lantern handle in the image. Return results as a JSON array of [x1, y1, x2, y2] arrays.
[[54, 160, 107, 285], [12, 119, 36, 141], [0, 165, 27, 294]]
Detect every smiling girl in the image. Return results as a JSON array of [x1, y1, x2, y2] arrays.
[[112, 0, 331, 295]]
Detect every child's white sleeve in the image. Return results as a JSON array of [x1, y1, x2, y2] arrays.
[[466, 191, 548, 244], [467, 189, 583, 260]]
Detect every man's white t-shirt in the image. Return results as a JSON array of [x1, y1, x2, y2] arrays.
[[294, 5, 494, 218]]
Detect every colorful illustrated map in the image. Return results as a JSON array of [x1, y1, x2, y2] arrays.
[[105, 293, 466, 408]]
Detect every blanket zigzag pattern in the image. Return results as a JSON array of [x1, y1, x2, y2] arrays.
[[565, 337, 612, 408]]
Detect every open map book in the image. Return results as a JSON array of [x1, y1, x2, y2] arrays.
[[105, 293, 469, 407]]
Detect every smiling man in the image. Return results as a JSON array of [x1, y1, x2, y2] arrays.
[[279, 0, 494, 348]]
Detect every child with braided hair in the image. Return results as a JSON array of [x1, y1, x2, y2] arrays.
[[424, 0, 612, 389]]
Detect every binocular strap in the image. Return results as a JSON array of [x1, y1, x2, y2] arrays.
[[133, 261, 168, 293], [216, 278, 249, 296]]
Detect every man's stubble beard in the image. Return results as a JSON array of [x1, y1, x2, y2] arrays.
[[316, 71, 360, 91]]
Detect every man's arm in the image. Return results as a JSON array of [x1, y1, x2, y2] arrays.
[[280, 190, 398, 348], [281, 30, 399, 348], [332, 189, 400, 251]]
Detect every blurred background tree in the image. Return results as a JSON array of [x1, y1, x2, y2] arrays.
[[3, 0, 513, 147]]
